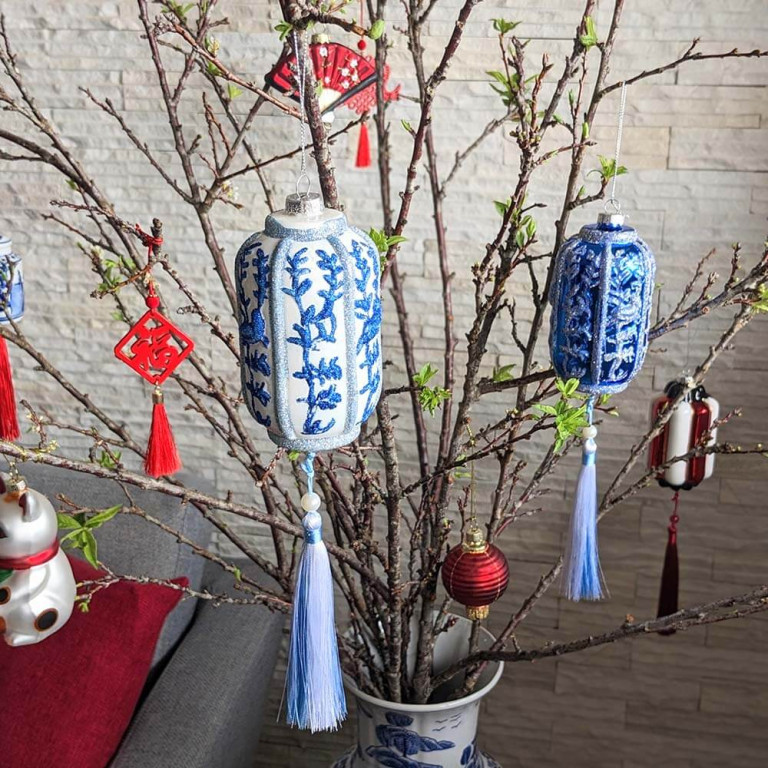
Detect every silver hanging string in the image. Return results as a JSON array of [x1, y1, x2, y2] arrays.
[[605, 81, 627, 214], [292, 30, 311, 197]]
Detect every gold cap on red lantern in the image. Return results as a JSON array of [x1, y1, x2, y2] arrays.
[[442, 523, 510, 621]]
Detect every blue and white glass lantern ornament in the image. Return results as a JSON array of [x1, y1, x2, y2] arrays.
[[236, 189, 382, 733], [0, 235, 24, 323], [549, 212, 656, 601], [236, 191, 382, 453]]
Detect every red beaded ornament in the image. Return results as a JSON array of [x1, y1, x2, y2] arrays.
[[113, 226, 194, 477], [442, 523, 509, 620]]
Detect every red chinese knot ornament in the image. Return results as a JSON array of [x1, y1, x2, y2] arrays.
[[442, 523, 509, 620], [113, 227, 194, 477]]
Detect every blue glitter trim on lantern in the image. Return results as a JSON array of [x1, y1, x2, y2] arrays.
[[549, 220, 655, 396], [327, 235, 360, 436], [264, 213, 348, 242], [350, 231, 382, 423]]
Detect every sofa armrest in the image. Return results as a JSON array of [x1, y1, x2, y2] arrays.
[[110, 561, 285, 768]]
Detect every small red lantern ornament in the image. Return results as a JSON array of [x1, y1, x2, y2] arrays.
[[648, 379, 720, 629], [441, 522, 509, 620], [113, 226, 194, 477]]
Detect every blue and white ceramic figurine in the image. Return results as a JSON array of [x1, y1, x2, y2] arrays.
[[549, 211, 655, 601], [236, 191, 382, 452], [0, 235, 24, 323]]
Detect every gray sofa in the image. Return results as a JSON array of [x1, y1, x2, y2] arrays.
[[22, 463, 285, 768]]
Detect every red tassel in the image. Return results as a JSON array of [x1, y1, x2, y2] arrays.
[[657, 493, 680, 635], [355, 122, 371, 168], [0, 335, 20, 441], [144, 388, 181, 477]]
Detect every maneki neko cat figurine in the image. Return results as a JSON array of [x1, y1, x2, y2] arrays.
[[0, 471, 76, 646]]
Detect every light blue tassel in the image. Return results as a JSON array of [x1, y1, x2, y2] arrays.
[[285, 453, 347, 732], [562, 400, 605, 601]]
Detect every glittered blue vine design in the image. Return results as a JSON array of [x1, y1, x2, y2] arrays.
[[365, 712, 455, 768], [351, 239, 382, 422], [554, 239, 598, 381], [237, 240, 272, 426], [284, 247, 344, 435], [600, 245, 647, 384]]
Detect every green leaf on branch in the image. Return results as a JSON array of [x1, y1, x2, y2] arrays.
[[534, 378, 588, 452], [579, 16, 598, 49], [275, 21, 293, 41], [59, 505, 120, 568], [227, 83, 243, 100], [418, 386, 451, 416], [287, 450, 301, 462], [492, 363, 516, 383], [97, 449, 121, 469], [368, 20, 385, 40], [401, 119, 413, 134], [581, 120, 590, 140], [492, 18, 520, 35], [487, 69, 520, 108], [368, 228, 407, 273], [598, 155, 628, 181], [166, 1, 195, 20], [494, 198, 512, 217], [413, 363, 438, 387], [751, 284, 768, 314]]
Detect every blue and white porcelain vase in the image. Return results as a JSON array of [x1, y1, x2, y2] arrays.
[[0, 235, 24, 323], [236, 192, 382, 451], [333, 616, 503, 768], [548, 212, 655, 395]]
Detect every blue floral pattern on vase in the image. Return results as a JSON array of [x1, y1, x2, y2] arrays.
[[548, 222, 655, 396]]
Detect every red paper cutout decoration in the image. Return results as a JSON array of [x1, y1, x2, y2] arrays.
[[266, 37, 400, 168], [114, 227, 194, 477]]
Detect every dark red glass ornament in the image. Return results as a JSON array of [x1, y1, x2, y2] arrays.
[[442, 524, 509, 620]]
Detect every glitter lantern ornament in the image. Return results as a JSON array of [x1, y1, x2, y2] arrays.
[[0, 234, 24, 441], [114, 227, 194, 477], [548, 85, 656, 602], [238, 34, 381, 733], [236, 192, 382, 453], [266, 35, 400, 168], [648, 380, 719, 626], [0, 471, 76, 646], [442, 522, 510, 620]]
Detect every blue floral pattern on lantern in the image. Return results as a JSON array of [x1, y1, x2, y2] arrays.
[[0, 245, 24, 324], [236, 238, 271, 427], [284, 247, 344, 435], [548, 221, 655, 396], [351, 238, 382, 422]]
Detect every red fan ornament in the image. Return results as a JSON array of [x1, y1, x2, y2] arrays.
[[441, 523, 509, 620], [114, 227, 194, 477], [266, 35, 400, 168], [648, 379, 720, 629]]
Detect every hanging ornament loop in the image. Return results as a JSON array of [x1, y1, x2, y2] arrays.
[[292, 30, 312, 200], [605, 81, 627, 214]]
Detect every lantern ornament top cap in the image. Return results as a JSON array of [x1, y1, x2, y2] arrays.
[[597, 211, 626, 228], [463, 522, 489, 554], [285, 192, 324, 219]]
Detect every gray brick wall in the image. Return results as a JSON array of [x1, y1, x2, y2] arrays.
[[0, 1, 767, 766]]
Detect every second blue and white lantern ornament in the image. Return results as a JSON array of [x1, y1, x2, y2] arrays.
[[235, 32, 381, 733], [548, 84, 656, 601]]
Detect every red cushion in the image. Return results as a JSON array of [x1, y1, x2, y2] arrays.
[[0, 556, 186, 768]]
